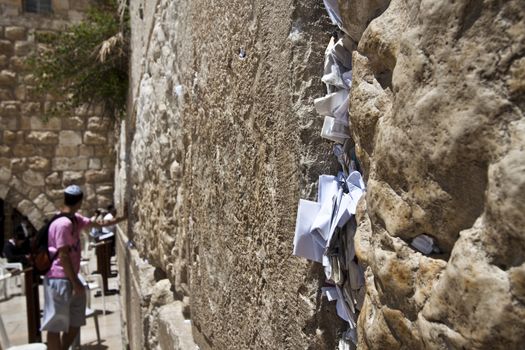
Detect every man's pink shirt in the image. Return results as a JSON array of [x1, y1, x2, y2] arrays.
[[46, 213, 91, 278]]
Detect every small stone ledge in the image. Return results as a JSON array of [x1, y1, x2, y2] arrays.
[[158, 301, 197, 350]]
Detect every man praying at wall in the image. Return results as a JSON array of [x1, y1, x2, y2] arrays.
[[41, 185, 127, 350]]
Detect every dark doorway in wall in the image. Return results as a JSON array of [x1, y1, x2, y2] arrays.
[[0, 201, 37, 258], [23, 0, 52, 14]]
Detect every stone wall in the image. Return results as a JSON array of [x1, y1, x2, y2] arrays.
[[120, 0, 525, 349], [0, 0, 115, 228], [119, 0, 346, 349], [346, 0, 525, 349]]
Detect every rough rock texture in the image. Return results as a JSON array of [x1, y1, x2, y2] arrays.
[[349, 0, 525, 348], [0, 0, 115, 227], [119, 0, 348, 349]]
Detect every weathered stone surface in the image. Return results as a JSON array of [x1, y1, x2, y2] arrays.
[[3, 130, 16, 143], [5, 26, 27, 41], [45, 172, 61, 185], [85, 169, 112, 183], [26, 131, 58, 144], [14, 41, 32, 56], [347, 0, 525, 349], [0, 88, 13, 100], [0, 165, 11, 182], [84, 131, 107, 145], [52, 157, 88, 171], [10, 56, 27, 71], [59, 130, 82, 145], [55, 145, 79, 157], [88, 158, 101, 169], [28, 156, 50, 171], [14, 85, 25, 100], [87, 116, 111, 131], [0, 70, 16, 85], [21, 102, 41, 115], [21, 116, 61, 130], [0, 100, 20, 117], [0, 40, 13, 56], [62, 116, 85, 130], [119, 0, 337, 349], [62, 171, 84, 185], [22, 169, 45, 186]]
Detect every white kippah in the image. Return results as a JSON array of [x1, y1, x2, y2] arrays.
[[64, 185, 83, 195]]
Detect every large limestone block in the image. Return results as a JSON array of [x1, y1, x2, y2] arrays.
[[26, 131, 59, 144], [14, 41, 33, 56], [59, 130, 82, 145], [52, 157, 88, 171], [0, 100, 20, 117], [28, 156, 50, 171], [62, 171, 84, 185], [349, 0, 525, 348], [0, 40, 13, 56], [5, 27, 27, 41], [85, 169, 112, 183], [22, 169, 45, 186], [84, 131, 107, 145], [338, 0, 391, 42]]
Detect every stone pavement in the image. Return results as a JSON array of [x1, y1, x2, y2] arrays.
[[0, 260, 122, 349]]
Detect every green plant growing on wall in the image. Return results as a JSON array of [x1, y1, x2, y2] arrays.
[[29, 0, 129, 119]]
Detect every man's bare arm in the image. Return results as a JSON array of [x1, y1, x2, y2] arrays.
[[58, 247, 84, 295]]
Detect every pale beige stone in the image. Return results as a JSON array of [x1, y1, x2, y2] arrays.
[[14, 41, 32, 56], [51, 157, 88, 171], [26, 131, 58, 144], [22, 169, 45, 186], [5, 26, 27, 41], [28, 156, 50, 171], [0, 145, 10, 156], [17, 199, 35, 216], [59, 130, 82, 145], [12, 144, 36, 157], [84, 131, 107, 145], [21, 102, 41, 115], [78, 145, 93, 156], [62, 116, 85, 130], [45, 172, 61, 185], [55, 145, 78, 157], [62, 170, 84, 185], [3, 130, 16, 143], [14, 85, 26, 100], [85, 169, 112, 183], [348, 0, 525, 348], [0, 100, 20, 117], [0, 165, 11, 182], [10, 56, 27, 71], [52, 0, 70, 11], [87, 116, 112, 132], [11, 157, 27, 172], [88, 158, 101, 169]]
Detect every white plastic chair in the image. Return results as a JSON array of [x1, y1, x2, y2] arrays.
[[0, 259, 24, 297], [0, 314, 47, 350], [78, 273, 106, 315]]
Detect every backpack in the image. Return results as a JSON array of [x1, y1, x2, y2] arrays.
[[31, 213, 75, 275]]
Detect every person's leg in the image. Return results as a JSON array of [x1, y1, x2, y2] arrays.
[[47, 331, 61, 350], [61, 326, 79, 350]]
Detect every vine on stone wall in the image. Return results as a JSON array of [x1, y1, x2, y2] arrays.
[[28, 0, 129, 119]]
